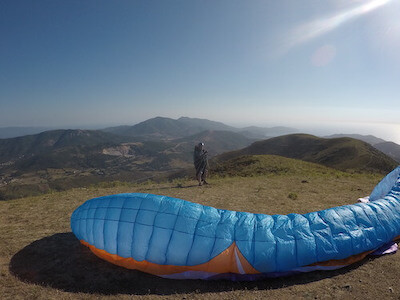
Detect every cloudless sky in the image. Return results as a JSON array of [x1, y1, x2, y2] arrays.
[[1, 0, 399, 142]]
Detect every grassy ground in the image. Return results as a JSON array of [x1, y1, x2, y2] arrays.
[[1, 163, 400, 299]]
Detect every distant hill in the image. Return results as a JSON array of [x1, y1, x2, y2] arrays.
[[0, 129, 129, 164], [374, 142, 400, 163], [0, 129, 178, 199], [102, 117, 189, 139], [214, 134, 398, 173], [0, 127, 257, 199], [176, 117, 237, 133], [0, 128, 253, 172], [325, 134, 386, 145], [240, 126, 299, 139], [2, 118, 396, 199], [102, 116, 237, 139], [0, 126, 53, 139], [102, 116, 298, 140]]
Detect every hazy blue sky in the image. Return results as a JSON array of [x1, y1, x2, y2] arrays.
[[1, 0, 399, 142]]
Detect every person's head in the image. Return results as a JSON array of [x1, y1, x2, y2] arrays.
[[198, 142, 204, 150]]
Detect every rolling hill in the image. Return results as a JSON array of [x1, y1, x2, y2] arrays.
[[0, 128, 256, 199], [214, 134, 398, 173], [324, 134, 386, 145], [0, 128, 254, 173], [0, 129, 168, 199], [0, 129, 129, 164], [1, 119, 397, 199], [325, 134, 400, 163]]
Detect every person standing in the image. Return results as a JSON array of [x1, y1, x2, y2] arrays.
[[193, 142, 209, 186]]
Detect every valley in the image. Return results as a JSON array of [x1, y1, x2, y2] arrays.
[[0, 117, 398, 200]]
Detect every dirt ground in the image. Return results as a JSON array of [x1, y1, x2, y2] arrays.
[[1, 173, 400, 299]]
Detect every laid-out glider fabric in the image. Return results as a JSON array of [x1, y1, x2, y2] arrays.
[[71, 166, 400, 280]]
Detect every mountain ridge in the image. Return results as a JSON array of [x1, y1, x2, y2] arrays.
[[101, 116, 298, 140], [0, 129, 129, 164]]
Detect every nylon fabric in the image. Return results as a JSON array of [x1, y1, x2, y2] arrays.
[[70, 166, 400, 279]]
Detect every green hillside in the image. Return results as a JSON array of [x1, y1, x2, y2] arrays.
[[211, 154, 344, 178], [215, 134, 398, 173], [325, 134, 386, 145]]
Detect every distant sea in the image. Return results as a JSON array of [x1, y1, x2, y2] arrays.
[[298, 122, 400, 144]]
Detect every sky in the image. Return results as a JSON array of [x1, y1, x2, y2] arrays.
[[1, 0, 399, 142]]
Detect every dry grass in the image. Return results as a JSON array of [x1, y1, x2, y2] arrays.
[[1, 170, 400, 299]]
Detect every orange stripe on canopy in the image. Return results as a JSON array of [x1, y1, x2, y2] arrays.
[[309, 250, 374, 267], [81, 235, 400, 275], [81, 240, 260, 276]]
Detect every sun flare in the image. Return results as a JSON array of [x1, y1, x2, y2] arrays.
[[281, 0, 394, 53]]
